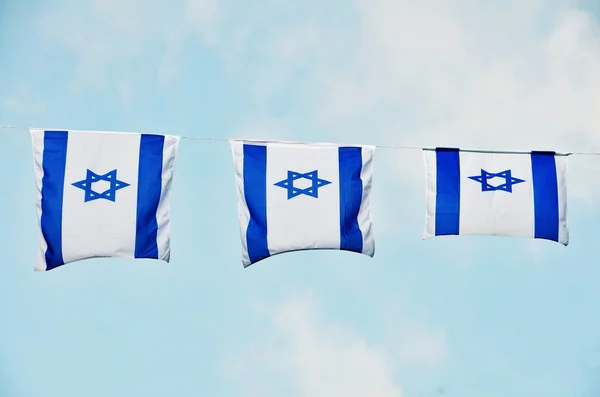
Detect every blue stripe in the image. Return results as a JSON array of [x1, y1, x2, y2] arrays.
[[531, 151, 559, 242], [434, 147, 461, 235], [134, 134, 164, 259], [338, 147, 364, 253], [243, 144, 270, 264], [41, 130, 68, 270]]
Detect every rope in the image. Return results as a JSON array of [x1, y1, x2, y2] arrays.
[[3, 124, 599, 156]]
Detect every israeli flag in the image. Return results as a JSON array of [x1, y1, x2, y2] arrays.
[[423, 148, 569, 245], [30, 129, 180, 271], [230, 140, 375, 266]]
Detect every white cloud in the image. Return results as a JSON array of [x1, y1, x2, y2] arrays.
[[185, 0, 220, 45], [317, 2, 600, 142], [381, 298, 447, 369], [224, 291, 446, 397], [34, 0, 220, 96], [216, 0, 600, 191]]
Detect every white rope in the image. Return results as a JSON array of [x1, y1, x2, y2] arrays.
[[3, 124, 599, 156]]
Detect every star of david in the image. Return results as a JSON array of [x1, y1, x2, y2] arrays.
[[274, 170, 332, 199], [72, 169, 130, 202], [468, 169, 525, 193]]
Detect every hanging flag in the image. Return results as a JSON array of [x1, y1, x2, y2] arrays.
[[30, 129, 180, 271], [423, 147, 569, 245], [229, 140, 375, 266]]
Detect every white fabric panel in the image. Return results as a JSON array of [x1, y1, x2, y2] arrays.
[[31, 129, 48, 270], [61, 130, 141, 264], [358, 147, 375, 256], [458, 152, 535, 238], [229, 141, 252, 266], [555, 156, 569, 245], [265, 143, 341, 255], [423, 150, 437, 239], [156, 135, 180, 261]]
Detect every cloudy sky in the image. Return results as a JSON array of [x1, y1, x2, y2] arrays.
[[1, 0, 600, 396]]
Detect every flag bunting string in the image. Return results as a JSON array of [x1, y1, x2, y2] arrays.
[[3, 124, 600, 156]]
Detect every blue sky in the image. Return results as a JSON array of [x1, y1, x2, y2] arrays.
[[2, 0, 600, 396]]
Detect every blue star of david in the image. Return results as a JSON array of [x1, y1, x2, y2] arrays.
[[468, 169, 525, 192], [274, 170, 332, 199], [72, 169, 130, 202]]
